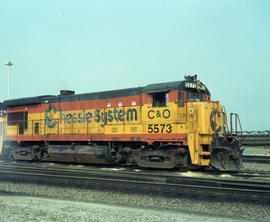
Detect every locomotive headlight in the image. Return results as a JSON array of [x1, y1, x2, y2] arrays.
[[188, 107, 194, 115]]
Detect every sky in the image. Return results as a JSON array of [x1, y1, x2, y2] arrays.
[[0, 0, 269, 130]]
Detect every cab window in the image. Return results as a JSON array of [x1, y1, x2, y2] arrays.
[[187, 92, 203, 101], [152, 92, 167, 107]]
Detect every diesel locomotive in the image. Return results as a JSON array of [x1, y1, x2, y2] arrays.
[[0, 75, 243, 170]]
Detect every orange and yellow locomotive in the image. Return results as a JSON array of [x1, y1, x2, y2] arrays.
[[0, 75, 243, 170]]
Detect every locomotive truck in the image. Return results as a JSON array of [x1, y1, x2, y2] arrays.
[[0, 75, 243, 170]]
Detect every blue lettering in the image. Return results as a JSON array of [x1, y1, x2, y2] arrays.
[[45, 105, 57, 128], [107, 110, 113, 122], [86, 112, 92, 123], [148, 110, 155, 119], [104, 112, 108, 125], [66, 113, 72, 124], [101, 112, 108, 127], [60, 109, 66, 124], [163, 109, 170, 119], [78, 112, 82, 123], [113, 108, 118, 121], [46, 107, 139, 128], [118, 110, 124, 121], [73, 113, 77, 123], [127, 109, 137, 121], [83, 109, 86, 123], [94, 109, 100, 123]]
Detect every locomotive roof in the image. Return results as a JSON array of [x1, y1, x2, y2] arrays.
[[3, 80, 210, 107], [143, 81, 186, 93]]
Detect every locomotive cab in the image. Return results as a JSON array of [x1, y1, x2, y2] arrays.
[[177, 75, 243, 170]]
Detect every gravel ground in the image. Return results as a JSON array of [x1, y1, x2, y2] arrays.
[[0, 195, 256, 222], [0, 161, 270, 221], [0, 181, 269, 222], [243, 162, 270, 171]]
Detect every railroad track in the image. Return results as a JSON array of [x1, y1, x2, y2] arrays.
[[0, 161, 270, 203], [242, 155, 270, 164], [241, 134, 270, 146], [1, 159, 270, 179]]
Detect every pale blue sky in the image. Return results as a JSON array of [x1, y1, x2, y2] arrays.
[[0, 0, 269, 130]]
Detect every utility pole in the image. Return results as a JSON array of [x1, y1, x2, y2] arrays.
[[4, 61, 13, 100]]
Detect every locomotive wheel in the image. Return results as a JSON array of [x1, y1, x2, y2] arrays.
[[31, 145, 43, 161]]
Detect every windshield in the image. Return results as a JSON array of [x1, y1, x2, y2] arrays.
[[186, 92, 203, 101], [179, 90, 207, 102]]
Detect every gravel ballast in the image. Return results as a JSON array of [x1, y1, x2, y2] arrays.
[[0, 194, 257, 222], [0, 181, 269, 222], [243, 162, 270, 171]]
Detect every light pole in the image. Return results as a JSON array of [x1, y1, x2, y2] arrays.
[[4, 61, 13, 100]]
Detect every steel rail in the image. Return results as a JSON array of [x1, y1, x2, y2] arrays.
[[1, 160, 270, 180], [1, 169, 270, 195], [242, 155, 270, 164], [0, 162, 270, 196]]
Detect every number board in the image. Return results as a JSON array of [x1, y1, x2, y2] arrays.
[[147, 124, 172, 134]]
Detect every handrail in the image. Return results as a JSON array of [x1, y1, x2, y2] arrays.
[[230, 113, 242, 137]]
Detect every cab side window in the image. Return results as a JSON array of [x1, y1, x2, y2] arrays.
[[152, 92, 166, 107]]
